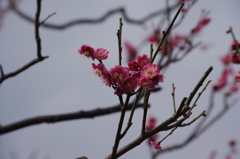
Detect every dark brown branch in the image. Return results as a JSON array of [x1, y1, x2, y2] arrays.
[[155, 101, 237, 156], [105, 105, 190, 159], [0, 0, 48, 85], [0, 103, 145, 135], [9, 0, 180, 30], [0, 57, 48, 85]]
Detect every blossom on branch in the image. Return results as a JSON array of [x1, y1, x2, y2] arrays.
[[150, 141, 163, 151], [231, 41, 240, 51], [124, 41, 137, 62], [234, 71, 240, 82], [95, 48, 109, 60], [146, 117, 158, 142], [213, 67, 231, 91], [191, 17, 211, 34], [78, 45, 95, 60], [92, 63, 111, 87], [109, 65, 130, 86], [137, 54, 151, 68], [230, 51, 240, 64], [219, 54, 231, 65]]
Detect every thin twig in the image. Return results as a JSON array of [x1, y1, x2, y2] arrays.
[[151, 3, 184, 63], [187, 80, 211, 113], [40, 12, 56, 25], [117, 18, 123, 66], [185, 66, 213, 106], [0, 0, 49, 85], [171, 83, 177, 114]]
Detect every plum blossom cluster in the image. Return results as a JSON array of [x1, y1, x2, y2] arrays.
[[191, 17, 211, 34], [78, 45, 164, 95], [214, 32, 240, 95], [78, 44, 109, 61]]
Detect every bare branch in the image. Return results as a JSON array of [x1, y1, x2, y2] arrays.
[[9, 0, 180, 30], [0, 0, 48, 85], [0, 57, 48, 85], [0, 103, 145, 135]]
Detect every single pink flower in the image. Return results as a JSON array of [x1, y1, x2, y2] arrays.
[[230, 51, 240, 64], [234, 71, 240, 82], [124, 41, 137, 62], [137, 54, 151, 69], [141, 64, 160, 79], [138, 78, 156, 90], [109, 65, 129, 86], [146, 117, 159, 142], [227, 84, 239, 95], [148, 29, 161, 44], [146, 117, 157, 131], [219, 54, 231, 65], [92, 63, 111, 87], [128, 61, 140, 71], [199, 17, 211, 26], [191, 17, 211, 34], [121, 76, 138, 94], [231, 41, 240, 51], [150, 141, 162, 151], [95, 48, 109, 60], [78, 45, 95, 60]]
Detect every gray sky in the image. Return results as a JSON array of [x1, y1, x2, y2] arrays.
[[0, 0, 240, 159]]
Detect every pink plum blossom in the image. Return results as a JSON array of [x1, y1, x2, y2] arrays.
[[219, 54, 231, 65], [234, 71, 240, 82], [95, 48, 109, 60], [148, 29, 161, 44], [231, 41, 240, 51], [230, 51, 240, 64], [138, 78, 156, 90], [137, 54, 151, 68], [92, 63, 111, 87], [150, 141, 162, 151], [124, 41, 137, 62], [191, 17, 211, 34], [121, 76, 138, 94], [213, 67, 232, 91], [128, 61, 140, 71], [109, 65, 129, 86], [78, 45, 95, 60], [146, 117, 158, 142], [141, 64, 160, 79], [227, 84, 239, 95]]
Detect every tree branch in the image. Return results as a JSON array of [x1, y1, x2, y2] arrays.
[[0, 103, 145, 135], [0, 0, 48, 85], [9, 0, 180, 30]]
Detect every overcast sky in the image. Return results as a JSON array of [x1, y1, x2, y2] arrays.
[[0, 0, 240, 159]]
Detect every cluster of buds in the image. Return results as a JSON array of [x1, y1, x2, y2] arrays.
[[191, 17, 211, 34], [78, 45, 164, 95], [213, 31, 240, 95]]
